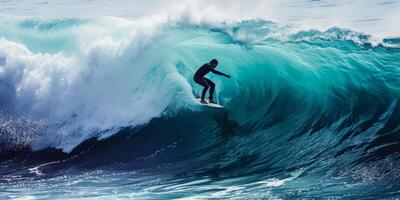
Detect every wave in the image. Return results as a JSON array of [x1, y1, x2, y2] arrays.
[[0, 16, 400, 178], [0, 16, 196, 152]]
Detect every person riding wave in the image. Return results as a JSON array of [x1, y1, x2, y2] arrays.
[[193, 59, 231, 104]]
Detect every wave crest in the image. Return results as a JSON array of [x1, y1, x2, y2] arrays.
[[0, 16, 399, 154]]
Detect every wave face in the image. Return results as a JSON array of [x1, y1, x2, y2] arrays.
[[1, 17, 400, 199]]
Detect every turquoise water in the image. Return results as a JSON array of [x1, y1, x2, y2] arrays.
[[0, 13, 400, 200]]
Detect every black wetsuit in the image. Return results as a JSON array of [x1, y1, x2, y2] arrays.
[[193, 63, 227, 100]]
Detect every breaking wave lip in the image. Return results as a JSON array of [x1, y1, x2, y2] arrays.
[[0, 15, 399, 156]]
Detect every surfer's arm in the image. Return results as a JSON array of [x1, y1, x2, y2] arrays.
[[211, 69, 230, 78]]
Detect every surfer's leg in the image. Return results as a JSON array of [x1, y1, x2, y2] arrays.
[[195, 78, 209, 100], [203, 78, 215, 100], [201, 84, 209, 100]]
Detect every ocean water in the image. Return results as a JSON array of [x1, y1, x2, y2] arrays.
[[1, 1, 400, 199]]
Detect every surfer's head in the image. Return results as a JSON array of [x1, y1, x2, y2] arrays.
[[210, 59, 218, 68]]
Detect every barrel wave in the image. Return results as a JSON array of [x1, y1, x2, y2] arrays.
[[1, 17, 400, 199]]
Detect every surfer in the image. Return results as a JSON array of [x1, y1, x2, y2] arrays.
[[193, 59, 231, 104]]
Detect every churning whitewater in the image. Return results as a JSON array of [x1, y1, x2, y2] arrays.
[[1, 16, 400, 199]]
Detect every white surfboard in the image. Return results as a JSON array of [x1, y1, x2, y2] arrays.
[[195, 98, 224, 108]]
